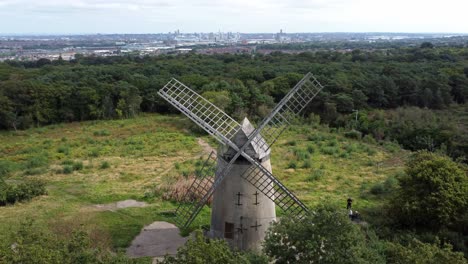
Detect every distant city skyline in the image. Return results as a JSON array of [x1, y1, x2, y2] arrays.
[[1, 0, 467, 34]]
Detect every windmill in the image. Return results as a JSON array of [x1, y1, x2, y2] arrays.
[[158, 72, 324, 251]]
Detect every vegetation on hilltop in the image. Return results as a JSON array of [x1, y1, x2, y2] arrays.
[[1, 43, 467, 160]]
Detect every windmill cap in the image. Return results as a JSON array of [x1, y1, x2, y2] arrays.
[[222, 117, 270, 160]]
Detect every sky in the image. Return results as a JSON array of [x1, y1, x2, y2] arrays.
[[0, 0, 467, 34]]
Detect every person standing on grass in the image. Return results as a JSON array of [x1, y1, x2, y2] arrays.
[[347, 197, 353, 219]]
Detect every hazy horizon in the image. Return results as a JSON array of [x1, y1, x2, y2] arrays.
[[1, 0, 467, 34]]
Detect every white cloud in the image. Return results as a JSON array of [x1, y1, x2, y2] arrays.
[[0, 0, 467, 34]]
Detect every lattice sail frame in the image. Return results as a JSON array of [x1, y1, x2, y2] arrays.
[[158, 73, 324, 228], [158, 78, 241, 145]]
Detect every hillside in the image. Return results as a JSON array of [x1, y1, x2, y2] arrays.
[[0, 113, 405, 256]]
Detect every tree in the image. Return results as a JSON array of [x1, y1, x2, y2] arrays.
[[263, 204, 383, 264], [420, 42, 434, 49], [384, 239, 466, 264], [389, 151, 468, 229], [159, 230, 250, 264]]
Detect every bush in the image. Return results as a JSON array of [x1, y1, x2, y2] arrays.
[[389, 151, 468, 229], [72, 161, 83, 171], [0, 180, 47, 206], [321, 146, 339, 155], [57, 145, 70, 155], [0, 160, 18, 178], [100, 161, 110, 169], [309, 169, 325, 181], [370, 182, 385, 195], [264, 204, 384, 264], [62, 165, 73, 174], [302, 160, 312, 169], [293, 149, 310, 160], [362, 134, 377, 144], [93, 129, 110, 136], [159, 230, 250, 264], [383, 239, 466, 264], [306, 145, 315, 154], [25, 155, 49, 169], [344, 130, 362, 140], [287, 161, 297, 169], [0, 219, 137, 263]]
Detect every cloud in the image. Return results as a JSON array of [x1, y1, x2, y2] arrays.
[[0, 0, 467, 34]]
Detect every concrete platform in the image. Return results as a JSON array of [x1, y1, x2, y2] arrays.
[[126, 221, 188, 258]]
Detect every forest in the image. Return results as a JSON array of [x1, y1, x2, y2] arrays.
[[1, 42, 467, 161], [0, 42, 467, 263]]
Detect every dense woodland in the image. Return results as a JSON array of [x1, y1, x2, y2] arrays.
[[1, 43, 468, 160], [0, 42, 468, 263]]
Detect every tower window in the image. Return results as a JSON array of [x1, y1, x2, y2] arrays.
[[224, 222, 234, 239]]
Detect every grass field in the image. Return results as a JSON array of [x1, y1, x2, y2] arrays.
[[0, 113, 406, 258]]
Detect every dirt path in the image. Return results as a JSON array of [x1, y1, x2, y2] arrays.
[[197, 138, 216, 155], [126, 221, 188, 259], [91, 199, 148, 211]]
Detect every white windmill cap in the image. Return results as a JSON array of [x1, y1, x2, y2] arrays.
[[222, 117, 270, 161]]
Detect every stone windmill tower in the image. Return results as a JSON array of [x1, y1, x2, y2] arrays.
[[158, 73, 324, 251]]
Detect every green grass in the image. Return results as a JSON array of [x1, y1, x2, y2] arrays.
[[0, 113, 406, 259]]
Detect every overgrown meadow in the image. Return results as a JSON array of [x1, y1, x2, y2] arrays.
[[0, 113, 405, 257]]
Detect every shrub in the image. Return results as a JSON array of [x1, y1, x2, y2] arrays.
[[302, 160, 312, 169], [344, 130, 362, 140], [286, 140, 296, 146], [362, 134, 377, 144], [72, 161, 83, 171], [264, 204, 384, 264], [287, 161, 297, 169], [88, 149, 100, 158], [0, 219, 137, 263], [321, 146, 339, 155], [383, 239, 466, 264], [160, 230, 250, 264], [93, 129, 110, 136], [57, 145, 70, 155], [389, 151, 468, 229], [344, 143, 358, 154], [99, 161, 110, 169], [0, 160, 18, 178], [293, 149, 310, 160], [370, 182, 385, 195], [328, 139, 338, 147], [309, 169, 325, 181], [307, 134, 323, 142], [62, 165, 73, 174], [0, 180, 46, 206], [25, 155, 48, 169], [306, 145, 315, 154]]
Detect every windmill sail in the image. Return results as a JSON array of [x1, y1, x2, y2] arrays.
[[158, 78, 241, 146], [159, 73, 325, 229], [174, 151, 217, 227]]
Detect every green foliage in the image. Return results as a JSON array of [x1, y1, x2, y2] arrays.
[[93, 129, 111, 136], [159, 230, 250, 264], [62, 165, 73, 174], [287, 160, 297, 169], [389, 151, 468, 229], [72, 161, 83, 171], [263, 204, 383, 264], [370, 176, 398, 195], [0, 159, 18, 178], [0, 179, 47, 206], [344, 130, 362, 140], [383, 238, 466, 264], [25, 155, 49, 169], [309, 169, 325, 181], [100, 161, 111, 169], [0, 219, 139, 264]]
